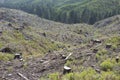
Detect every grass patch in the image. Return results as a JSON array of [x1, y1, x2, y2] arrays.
[[0, 53, 14, 61], [100, 59, 114, 71]]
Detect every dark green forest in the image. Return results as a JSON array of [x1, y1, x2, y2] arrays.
[[1, 0, 120, 24]]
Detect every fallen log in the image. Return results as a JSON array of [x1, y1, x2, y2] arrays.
[[65, 53, 73, 60], [17, 72, 29, 80]]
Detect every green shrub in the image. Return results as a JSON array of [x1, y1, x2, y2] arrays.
[[62, 73, 74, 80], [100, 71, 120, 80], [39, 68, 120, 80], [106, 36, 120, 50], [100, 59, 114, 71], [107, 37, 120, 44], [78, 68, 98, 80], [97, 49, 108, 56], [49, 72, 60, 80], [62, 68, 98, 80]]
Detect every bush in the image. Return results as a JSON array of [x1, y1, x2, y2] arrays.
[[62, 73, 74, 80], [100, 71, 120, 80], [62, 68, 98, 80], [39, 68, 120, 80], [97, 49, 108, 56], [49, 73, 60, 80], [100, 60, 114, 71]]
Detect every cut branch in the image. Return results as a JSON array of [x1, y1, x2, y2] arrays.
[[65, 53, 73, 60], [17, 72, 29, 80]]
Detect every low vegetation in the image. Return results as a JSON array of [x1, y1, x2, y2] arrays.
[[40, 68, 120, 80], [0, 52, 14, 61], [0, 8, 120, 80], [100, 59, 114, 71]]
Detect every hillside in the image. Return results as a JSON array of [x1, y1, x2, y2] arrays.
[[0, 8, 119, 80], [1, 0, 120, 24]]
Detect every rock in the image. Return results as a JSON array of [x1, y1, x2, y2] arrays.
[[63, 66, 71, 74]]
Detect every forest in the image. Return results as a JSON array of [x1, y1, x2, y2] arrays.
[[1, 0, 120, 24]]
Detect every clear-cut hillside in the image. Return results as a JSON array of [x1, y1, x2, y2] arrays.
[[0, 7, 96, 59], [0, 8, 119, 80]]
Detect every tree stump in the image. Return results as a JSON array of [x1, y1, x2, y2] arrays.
[[0, 30, 2, 36], [42, 32, 46, 37], [63, 66, 71, 74], [8, 23, 12, 27], [93, 49, 98, 53], [92, 39, 102, 45], [14, 53, 22, 59], [61, 54, 66, 59], [95, 69, 101, 73], [106, 44, 112, 48], [116, 56, 119, 63]]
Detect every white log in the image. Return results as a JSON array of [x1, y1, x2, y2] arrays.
[[65, 53, 73, 60], [17, 72, 29, 80]]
